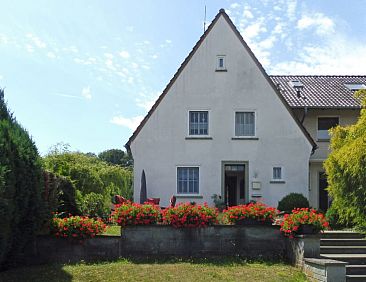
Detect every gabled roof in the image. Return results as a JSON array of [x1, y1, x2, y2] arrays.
[[125, 9, 317, 151], [271, 75, 365, 108]]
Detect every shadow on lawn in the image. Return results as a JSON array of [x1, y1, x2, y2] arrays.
[[0, 263, 73, 282]]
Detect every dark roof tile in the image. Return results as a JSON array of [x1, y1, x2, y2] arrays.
[[270, 75, 365, 108]]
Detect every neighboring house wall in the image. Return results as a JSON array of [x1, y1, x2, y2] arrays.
[[130, 15, 313, 207], [293, 108, 360, 209]]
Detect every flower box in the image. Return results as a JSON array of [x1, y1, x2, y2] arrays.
[[235, 218, 273, 225]]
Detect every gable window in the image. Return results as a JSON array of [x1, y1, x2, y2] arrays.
[[177, 167, 199, 194], [317, 117, 339, 140], [189, 111, 208, 135], [216, 55, 226, 71], [272, 167, 282, 180], [235, 112, 255, 137]]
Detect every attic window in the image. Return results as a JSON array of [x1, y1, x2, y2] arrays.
[[344, 83, 366, 91], [216, 55, 226, 71]]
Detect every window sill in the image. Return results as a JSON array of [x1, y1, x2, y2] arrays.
[[175, 194, 203, 199], [215, 69, 227, 72], [185, 136, 213, 140], [232, 137, 259, 140], [270, 180, 286, 184]]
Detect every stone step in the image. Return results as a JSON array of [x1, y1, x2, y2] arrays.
[[321, 239, 366, 246], [321, 246, 366, 254], [321, 254, 366, 265], [346, 274, 366, 281], [347, 265, 366, 275], [321, 231, 365, 239]]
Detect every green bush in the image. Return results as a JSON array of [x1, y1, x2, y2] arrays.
[[324, 90, 366, 230], [325, 206, 348, 230], [43, 150, 133, 217], [0, 89, 45, 269], [43, 171, 79, 216], [277, 193, 309, 213], [80, 192, 109, 219]]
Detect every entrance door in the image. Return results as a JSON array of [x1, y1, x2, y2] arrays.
[[226, 176, 237, 206], [224, 164, 246, 206], [319, 172, 329, 212]]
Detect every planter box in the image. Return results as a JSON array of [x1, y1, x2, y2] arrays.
[[120, 225, 285, 259]]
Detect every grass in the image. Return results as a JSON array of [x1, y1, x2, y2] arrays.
[[0, 258, 307, 282], [102, 225, 121, 236]]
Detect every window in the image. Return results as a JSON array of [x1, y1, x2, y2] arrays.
[[235, 112, 255, 136], [272, 167, 282, 180], [317, 117, 339, 140], [189, 111, 208, 135], [177, 167, 199, 194], [216, 55, 226, 70]]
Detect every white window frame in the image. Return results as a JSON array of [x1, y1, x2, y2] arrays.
[[187, 110, 210, 137], [176, 166, 200, 195], [233, 110, 257, 138], [216, 55, 226, 70], [317, 116, 340, 141], [271, 166, 284, 181]]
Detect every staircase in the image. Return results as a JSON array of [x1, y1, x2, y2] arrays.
[[321, 231, 366, 282]]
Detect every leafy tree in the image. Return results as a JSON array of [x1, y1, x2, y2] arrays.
[[0, 89, 45, 269], [324, 90, 366, 229], [43, 151, 133, 216], [98, 149, 133, 167]]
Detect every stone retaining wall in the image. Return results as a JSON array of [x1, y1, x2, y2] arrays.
[[120, 225, 285, 259], [30, 225, 319, 264]]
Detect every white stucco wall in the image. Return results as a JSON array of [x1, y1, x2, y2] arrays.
[[130, 15, 313, 208]]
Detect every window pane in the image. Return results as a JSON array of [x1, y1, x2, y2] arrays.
[[317, 117, 339, 140], [189, 111, 208, 135], [273, 167, 282, 179], [318, 117, 339, 130], [235, 112, 255, 136], [177, 167, 199, 194]]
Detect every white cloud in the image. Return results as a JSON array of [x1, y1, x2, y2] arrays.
[[242, 20, 267, 40], [297, 13, 335, 35], [81, 86, 92, 99], [0, 75, 3, 80], [152, 54, 158, 59], [47, 51, 56, 59], [165, 39, 172, 44], [110, 115, 144, 130], [26, 33, 46, 49], [126, 26, 134, 32], [25, 44, 34, 53], [270, 36, 366, 75], [119, 50, 130, 59], [104, 53, 114, 59], [230, 3, 240, 9]]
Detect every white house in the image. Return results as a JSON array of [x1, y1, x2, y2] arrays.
[[126, 9, 365, 209]]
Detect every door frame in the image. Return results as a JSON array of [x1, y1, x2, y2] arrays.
[[221, 161, 249, 205]]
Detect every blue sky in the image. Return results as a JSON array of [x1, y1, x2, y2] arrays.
[[1, 0, 365, 155]]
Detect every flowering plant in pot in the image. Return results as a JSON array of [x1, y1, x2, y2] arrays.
[[110, 201, 161, 227], [162, 203, 218, 228], [280, 208, 330, 237], [223, 202, 278, 225], [50, 215, 107, 240]]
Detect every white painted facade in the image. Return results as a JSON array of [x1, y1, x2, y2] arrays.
[[129, 13, 314, 208]]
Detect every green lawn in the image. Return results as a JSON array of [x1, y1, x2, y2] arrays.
[[102, 225, 121, 236], [0, 258, 307, 282]]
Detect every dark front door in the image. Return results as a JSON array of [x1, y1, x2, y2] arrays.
[[226, 176, 237, 207], [319, 172, 329, 212]]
